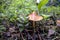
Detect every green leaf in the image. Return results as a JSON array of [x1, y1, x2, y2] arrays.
[[38, 0, 49, 10]]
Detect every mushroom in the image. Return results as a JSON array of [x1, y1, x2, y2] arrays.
[[28, 11, 43, 31], [28, 11, 43, 40]]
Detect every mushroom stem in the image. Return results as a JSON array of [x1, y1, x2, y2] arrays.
[[33, 21, 35, 32]]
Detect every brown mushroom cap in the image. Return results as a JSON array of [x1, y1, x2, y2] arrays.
[[28, 11, 43, 21], [57, 20, 60, 26], [57, 20, 60, 24]]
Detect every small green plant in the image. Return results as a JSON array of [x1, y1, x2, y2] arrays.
[[0, 25, 6, 32]]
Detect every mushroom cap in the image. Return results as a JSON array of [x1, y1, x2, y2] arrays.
[[57, 20, 60, 23], [28, 11, 43, 21], [57, 20, 60, 26]]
